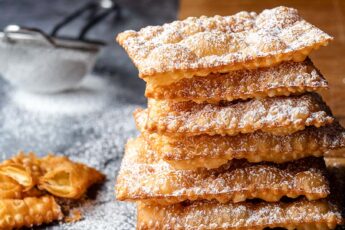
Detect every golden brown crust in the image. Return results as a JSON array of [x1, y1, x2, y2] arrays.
[[137, 199, 343, 230], [0, 174, 22, 199], [137, 93, 334, 136], [117, 6, 332, 85], [139, 123, 345, 170], [145, 59, 328, 103], [0, 153, 105, 199], [115, 137, 330, 205], [0, 196, 63, 229], [38, 155, 105, 199], [0, 152, 43, 191]]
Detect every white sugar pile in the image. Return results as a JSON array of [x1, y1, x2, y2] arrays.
[[10, 75, 116, 115]]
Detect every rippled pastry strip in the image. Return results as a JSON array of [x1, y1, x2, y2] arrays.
[[0, 196, 63, 230], [146, 59, 328, 103], [137, 93, 334, 136], [137, 199, 342, 230], [139, 123, 345, 170], [117, 6, 332, 86], [116, 137, 329, 205]]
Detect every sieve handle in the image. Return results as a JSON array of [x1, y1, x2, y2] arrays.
[[4, 25, 56, 47], [50, 0, 120, 41]]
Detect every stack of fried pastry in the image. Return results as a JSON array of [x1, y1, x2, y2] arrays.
[[116, 6, 345, 229], [0, 152, 104, 229]]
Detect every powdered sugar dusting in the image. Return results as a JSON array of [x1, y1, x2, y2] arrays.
[[0, 75, 142, 229], [146, 58, 328, 103], [145, 93, 334, 136], [117, 6, 333, 78], [10, 75, 114, 115], [137, 199, 342, 229], [116, 137, 330, 205]]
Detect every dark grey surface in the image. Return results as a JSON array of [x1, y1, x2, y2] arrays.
[[0, 0, 177, 229]]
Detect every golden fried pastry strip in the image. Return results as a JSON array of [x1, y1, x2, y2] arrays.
[[39, 155, 105, 199], [0, 196, 63, 230], [138, 93, 334, 136], [117, 7, 332, 86], [0, 174, 22, 199], [141, 123, 345, 170], [0, 164, 33, 191], [116, 137, 329, 205], [137, 199, 342, 230], [146, 59, 328, 103], [0, 152, 42, 191]]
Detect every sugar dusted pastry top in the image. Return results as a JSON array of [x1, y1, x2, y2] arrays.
[[116, 137, 330, 205], [141, 93, 334, 136], [140, 123, 345, 170], [137, 199, 342, 230], [117, 6, 332, 85], [145, 59, 328, 103]]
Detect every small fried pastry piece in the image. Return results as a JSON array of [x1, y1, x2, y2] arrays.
[[138, 93, 333, 136], [39, 155, 105, 199], [0, 196, 63, 230], [116, 137, 329, 205], [117, 7, 332, 86], [146, 59, 328, 103], [0, 174, 22, 199], [0, 152, 42, 191], [137, 199, 342, 230], [140, 123, 345, 170]]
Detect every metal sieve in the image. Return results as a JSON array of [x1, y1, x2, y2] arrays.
[[0, 0, 120, 93]]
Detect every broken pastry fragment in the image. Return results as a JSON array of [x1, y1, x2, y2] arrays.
[[140, 123, 345, 170], [137, 199, 342, 230], [146, 59, 328, 103], [138, 93, 334, 136], [117, 6, 332, 86], [39, 155, 105, 199], [0, 152, 43, 191], [0, 195, 63, 229], [116, 137, 330, 205], [0, 174, 22, 199], [0, 152, 105, 229]]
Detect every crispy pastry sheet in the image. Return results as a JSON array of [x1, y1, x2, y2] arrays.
[[39, 155, 105, 199], [140, 123, 345, 170], [137, 93, 334, 136], [0, 152, 43, 191], [145, 59, 328, 103], [0, 152, 105, 199], [117, 6, 332, 86], [0, 196, 63, 229], [0, 174, 22, 199], [115, 137, 330, 205], [137, 199, 342, 230]]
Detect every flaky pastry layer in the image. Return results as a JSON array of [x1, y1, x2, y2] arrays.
[[0, 152, 43, 191], [137, 93, 334, 136], [115, 137, 330, 205], [38, 155, 105, 199], [137, 199, 342, 230], [0, 174, 22, 199], [140, 123, 345, 170], [117, 6, 332, 86], [0, 152, 104, 200], [0, 196, 63, 230], [145, 59, 328, 103]]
